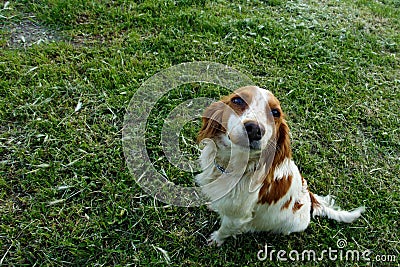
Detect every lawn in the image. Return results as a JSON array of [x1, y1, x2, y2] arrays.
[[1, 0, 399, 266]]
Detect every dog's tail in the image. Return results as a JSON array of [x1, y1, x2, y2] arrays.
[[310, 193, 365, 223]]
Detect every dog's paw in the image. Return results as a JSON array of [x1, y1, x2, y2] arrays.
[[207, 231, 224, 246]]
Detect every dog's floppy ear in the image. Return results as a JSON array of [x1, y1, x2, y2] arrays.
[[273, 119, 291, 168], [197, 101, 226, 142], [257, 118, 292, 202]]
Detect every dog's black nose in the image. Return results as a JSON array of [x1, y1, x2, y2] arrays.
[[244, 121, 265, 142]]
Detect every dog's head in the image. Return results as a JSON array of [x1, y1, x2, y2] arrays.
[[198, 86, 291, 167]]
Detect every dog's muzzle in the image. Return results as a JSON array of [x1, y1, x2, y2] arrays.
[[244, 121, 265, 149]]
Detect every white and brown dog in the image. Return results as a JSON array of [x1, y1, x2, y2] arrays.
[[196, 86, 364, 246]]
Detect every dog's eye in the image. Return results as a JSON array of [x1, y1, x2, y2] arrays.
[[231, 97, 245, 106], [271, 109, 280, 118]]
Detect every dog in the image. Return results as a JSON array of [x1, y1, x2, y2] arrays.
[[196, 86, 365, 246]]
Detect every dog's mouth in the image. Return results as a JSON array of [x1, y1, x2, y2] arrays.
[[227, 134, 262, 151]]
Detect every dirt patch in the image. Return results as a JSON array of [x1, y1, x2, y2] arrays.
[[5, 20, 61, 48]]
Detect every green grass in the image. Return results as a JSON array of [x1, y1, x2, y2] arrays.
[[1, 0, 399, 266]]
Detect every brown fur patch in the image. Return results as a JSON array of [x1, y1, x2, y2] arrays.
[[292, 201, 304, 212], [259, 92, 292, 203], [309, 192, 320, 215], [224, 87, 254, 115], [197, 86, 257, 142], [271, 119, 291, 168], [268, 93, 291, 162], [197, 101, 227, 142], [260, 92, 292, 185], [258, 175, 293, 204], [301, 176, 306, 186], [281, 196, 292, 210]]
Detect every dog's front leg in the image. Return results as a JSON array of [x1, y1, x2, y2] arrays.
[[208, 215, 252, 246]]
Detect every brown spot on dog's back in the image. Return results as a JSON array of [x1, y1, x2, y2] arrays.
[[258, 175, 292, 204], [292, 201, 304, 212]]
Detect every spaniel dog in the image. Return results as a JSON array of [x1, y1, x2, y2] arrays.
[[196, 86, 364, 246]]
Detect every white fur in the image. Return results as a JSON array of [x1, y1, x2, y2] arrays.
[[196, 86, 365, 246], [312, 195, 366, 223]]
